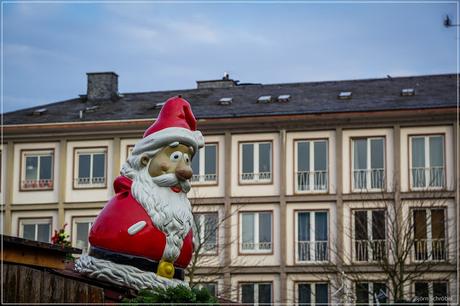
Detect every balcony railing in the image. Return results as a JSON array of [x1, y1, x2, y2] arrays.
[[21, 179, 53, 190], [353, 168, 385, 190], [241, 241, 272, 252], [202, 242, 217, 252], [354, 239, 387, 262], [411, 167, 445, 189], [414, 238, 447, 261], [192, 173, 217, 184], [74, 176, 106, 187], [240, 172, 272, 183], [296, 170, 328, 192], [297, 240, 328, 262]]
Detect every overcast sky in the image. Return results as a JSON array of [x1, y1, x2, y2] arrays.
[[2, 1, 458, 113]]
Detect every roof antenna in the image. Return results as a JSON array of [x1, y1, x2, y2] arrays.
[[444, 15, 459, 27]]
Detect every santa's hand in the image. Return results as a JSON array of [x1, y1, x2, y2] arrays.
[[157, 259, 175, 279]]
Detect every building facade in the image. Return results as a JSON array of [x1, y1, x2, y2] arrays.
[[2, 72, 458, 305]]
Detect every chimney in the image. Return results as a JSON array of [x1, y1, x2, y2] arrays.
[[196, 72, 238, 89], [87, 72, 119, 101]]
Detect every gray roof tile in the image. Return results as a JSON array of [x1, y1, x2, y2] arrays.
[[3, 74, 457, 125]]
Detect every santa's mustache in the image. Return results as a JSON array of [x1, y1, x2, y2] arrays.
[[151, 173, 191, 193]]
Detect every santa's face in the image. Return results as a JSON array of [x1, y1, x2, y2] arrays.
[[141, 143, 194, 193], [131, 144, 195, 262]]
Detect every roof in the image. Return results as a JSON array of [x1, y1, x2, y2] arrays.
[[2, 234, 82, 254], [3, 74, 457, 125]]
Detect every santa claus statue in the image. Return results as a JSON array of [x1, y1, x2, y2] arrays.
[[75, 96, 204, 290]]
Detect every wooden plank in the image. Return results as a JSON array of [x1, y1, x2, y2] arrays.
[[64, 278, 78, 303], [40, 270, 53, 302], [74, 281, 89, 303], [88, 284, 104, 303], [3, 248, 65, 270], [4, 263, 18, 302], [17, 265, 34, 303], [29, 267, 42, 303], [51, 272, 65, 302]]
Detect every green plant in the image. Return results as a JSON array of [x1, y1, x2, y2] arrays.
[[122, 285, 219, 305]]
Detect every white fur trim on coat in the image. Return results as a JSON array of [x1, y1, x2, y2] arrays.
[[132, 127, 204, 156]]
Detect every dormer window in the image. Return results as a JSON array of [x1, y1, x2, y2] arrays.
[[218, 97, 233, 105], [401, 88, 415, 96], [277, 94, 290, 103], [32, 108, 47, 116], [338, 92, 352, 100], [257, 95, 272, 103], [154, 102, 166, 109]]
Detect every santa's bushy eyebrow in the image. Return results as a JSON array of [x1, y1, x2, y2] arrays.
[[169, 141, 179, 147]]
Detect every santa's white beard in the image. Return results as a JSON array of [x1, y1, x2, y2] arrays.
[[131, 167, 194, 262]]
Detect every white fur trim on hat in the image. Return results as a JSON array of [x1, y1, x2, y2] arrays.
[[132, 127, 204, 156]]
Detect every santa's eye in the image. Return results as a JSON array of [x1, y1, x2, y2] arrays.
[[184, 153, 190, 164], [170, 151, 183, 161]]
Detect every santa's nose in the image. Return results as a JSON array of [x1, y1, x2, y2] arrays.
[[175, 166, 192, 181]]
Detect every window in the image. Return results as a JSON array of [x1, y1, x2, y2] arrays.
[[352, 137, 385, 191], [295, 140, 328, 192], [296, 211, 328, 262], [73, 217, 95, 254], [240, 212, 272, 253], [413, 208, 447, 261], [193, 213, 218, 254], [19, 218, 52, 242], [74, 148, 107, 188], [353, 210, 386, 262], [21, 150, 54, 190], [196, 282, 217, 297], [298, 283, 329, 305], [240, 283, 272, 305], [240, 142, 272, 183], [410, 135, 445, 189], [127, 145, 134, 157], [355, 282, 388, 305], [191, 144, 217, 184], [414, 281, 448, 306]]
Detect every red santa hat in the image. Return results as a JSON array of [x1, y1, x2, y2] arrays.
[[132, 96, 204, 156]]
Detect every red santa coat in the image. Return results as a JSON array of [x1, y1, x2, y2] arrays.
[[89, 176, 193, 269]]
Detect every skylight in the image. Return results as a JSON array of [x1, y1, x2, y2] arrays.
[[257, 95, 272, 103], [401, 88, 415, 96], [338, 91, 352, 100], [32, 108, 47, 116], [218, 97, 233, 105], [277, 94, 291, 103]]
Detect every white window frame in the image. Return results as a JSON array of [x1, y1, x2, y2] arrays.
[[195, 282, 218, 296], [192, 143, 218, 185], [354, 282, 388, 306], [72, 216, 96, 254], [296, 282, 329, 306], [239, 211, 273, 254], [240, 282, 272, 305], [412, 208, 447, 262], [352, 210, 387, 262], [74, 147, 107, 189], [19, 218, 52, 242], [21, 150, 54, 191], [294, 139, 329, 193], [193, 212, 218, 255], [351, 137, 385, 192], [295, 211, 329, 263], [239, 141, 272, 184], [409, 135, 445, 190], [413, 281, 449, 305]]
